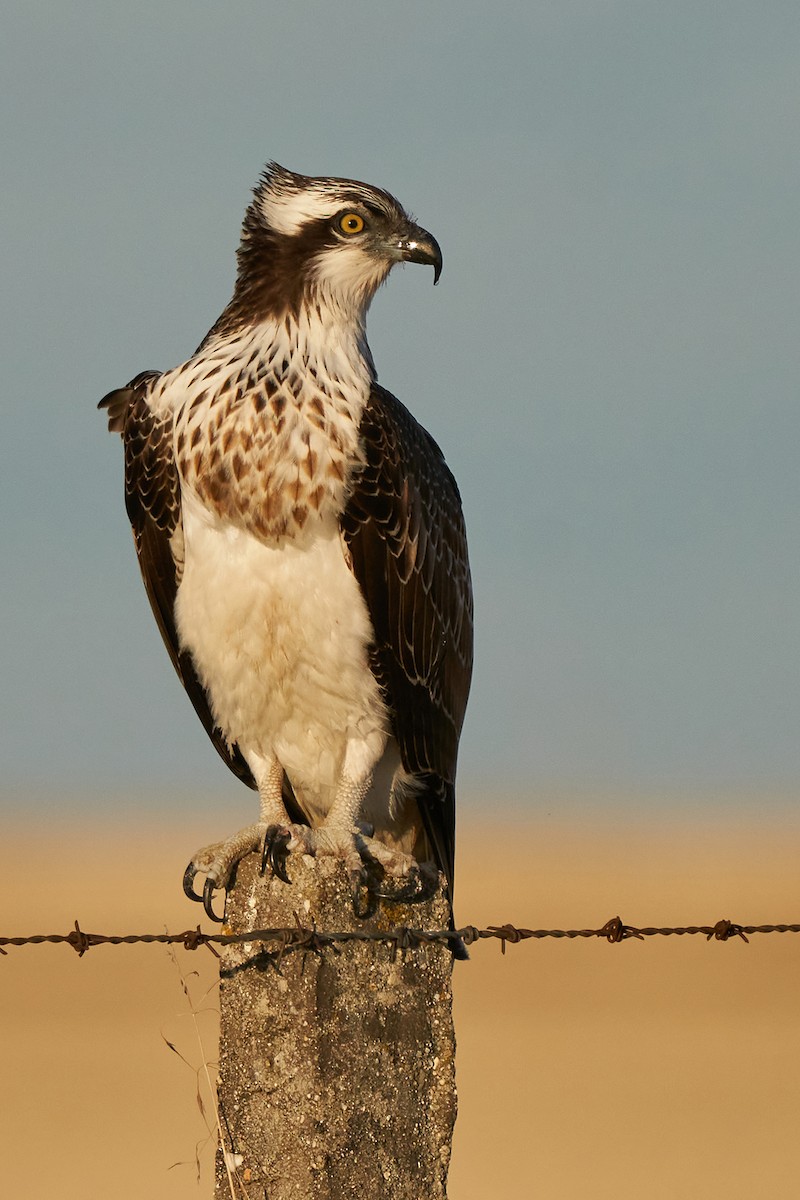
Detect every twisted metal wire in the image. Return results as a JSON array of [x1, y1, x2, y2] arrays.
[[2, 916, 799, 957]]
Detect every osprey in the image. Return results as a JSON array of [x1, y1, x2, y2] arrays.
[[100, 164, 472, 943]]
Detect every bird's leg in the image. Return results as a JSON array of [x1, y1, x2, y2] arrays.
[[183, 756, 291, 921], [313, 775, 374, 863], [298, 773, 379, 915], [184, 744, 433, 919], [304, 765, 433, 912]]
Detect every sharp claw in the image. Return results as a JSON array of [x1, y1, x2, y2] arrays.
[[368, 865, 439, 905], [371, 875, 424, 903], [271, 832, 292, 883], [203, 877, 225, 923], [261, 826, 292, 883], [371, 881, 421, 903], [183, 862, 204, 903]]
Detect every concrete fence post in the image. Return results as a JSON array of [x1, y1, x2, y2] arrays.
[[214, 851, 457, 1199]]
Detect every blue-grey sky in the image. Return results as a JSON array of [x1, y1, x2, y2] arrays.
[[2, 1, 800, 814]]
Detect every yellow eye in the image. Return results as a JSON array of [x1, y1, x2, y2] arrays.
[[339, 212, 365, 235]]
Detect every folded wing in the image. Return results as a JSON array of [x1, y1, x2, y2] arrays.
[[99, 373, 256, 789], [341, 384, 473, 900]]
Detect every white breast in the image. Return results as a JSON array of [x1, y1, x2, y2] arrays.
[[174, 493, 388, 816]]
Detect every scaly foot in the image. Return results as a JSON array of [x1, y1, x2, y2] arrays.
[[259, 823, 439, 914], [183, 822, 270, 922], [184, 821, 439, 923]]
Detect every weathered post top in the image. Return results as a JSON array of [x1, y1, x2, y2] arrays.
[[215, 852, 457, 1199]]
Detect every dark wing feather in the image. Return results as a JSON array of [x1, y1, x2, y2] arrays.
[[99, 373, 256, 790], [341, 384, 473, 901]]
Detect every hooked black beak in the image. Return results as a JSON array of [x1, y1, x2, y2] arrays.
[[395, 223, 443, 284]]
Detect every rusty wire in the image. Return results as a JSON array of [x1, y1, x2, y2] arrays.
[[1, 916, 800, 958]]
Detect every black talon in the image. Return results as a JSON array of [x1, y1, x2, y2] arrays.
[[183, 862, 204, 903], [270, 834, 292, 883], [261, 825, 292, 883], [203, 877, 225, 923], [371, 877, 425, 904], [370, 863, 440, 906]]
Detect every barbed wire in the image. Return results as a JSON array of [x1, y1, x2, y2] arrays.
[[2, 915, 799, 958]]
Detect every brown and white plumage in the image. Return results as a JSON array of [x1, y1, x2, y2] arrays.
[[100, 164, 472, 942]]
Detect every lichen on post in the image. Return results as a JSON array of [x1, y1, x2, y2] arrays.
[[214, 852, 457, 1199]]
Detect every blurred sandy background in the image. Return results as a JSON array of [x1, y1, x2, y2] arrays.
[[3, 802, 799, 1199], [4, 8, 800, 1198]]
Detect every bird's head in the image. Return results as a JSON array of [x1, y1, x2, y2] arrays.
[[229, 163, 442, 326]]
